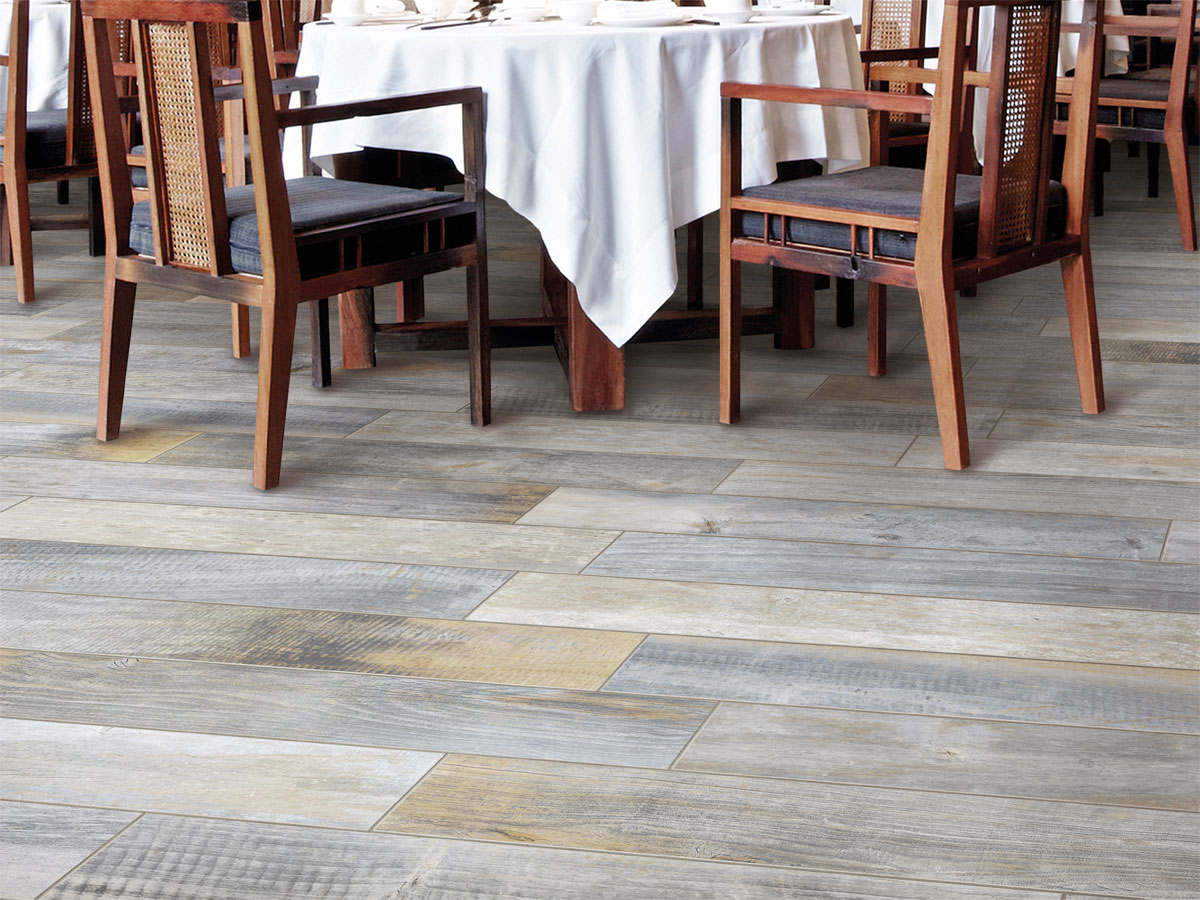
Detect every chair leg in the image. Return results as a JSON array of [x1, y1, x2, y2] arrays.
[[1164, 129, 1198, 251], [686, 219, 704, 310], [1092, 139, 1109, 217], [0, 183, 11, 267], [252, 297, 299, 491], [1060, 248, 1105, 415], [87, 177, 104, 257], [1128, 140, 1141, 158], [232, 304, 252, 358], [1147, 141, 1161, 199], [396, 278, 425, 322], [97, 269, 137, 441], [718, 250, 742, 425], [4, 173, 35, 304], [466, 259, 491, 427], [772, 267, 814, 350], [867, 283, 886, 377], [57, 181, 70, 204], [914, 265, 969, 469], [338, 289, 377, 369], [309, 297, 332, 389], [835, 277, 854, 328]]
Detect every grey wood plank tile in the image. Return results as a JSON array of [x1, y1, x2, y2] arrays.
[[0, 801, 138, 900], [675, 703, 1200, 809], [1, 390, 386, 438], [1041, 316, 1200, 344], [39, 814, 1051, 900], [900, 435, 1200, 483], [1, 338, 306, 374], [0, 318, 91, 340], [902, 332, 1199, 365], [0, 591, 644, 690], [470, 573, 1199, 669], [0, 650, 712, 767], [518, 487, 1168, 560], [155, 430, 741, 492], [586, 532, 1200, 612], [1164, 521, 1200, 564], [1018, 290, 1200, 321], [377, 754, 1200, 898], [0, 422, 199, 463], [715, 460, 1200, 519], [0, 539, 511, 618], [988, 409, 1200, 450], [0, 496, 27, 513], [0, 719, 440, 829], [603, 634, 1200, 733], [0, 457, 553, 524], [0, 498, 617, 574]]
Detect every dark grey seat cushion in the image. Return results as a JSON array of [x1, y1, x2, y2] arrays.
[[129, 176, 459, 276], [0, 109, 68, 167], [1097, 76, 1170, 129], [740, 166, 1066, 261], [128, 136, 261, 188], [885, 119, 930, 139]]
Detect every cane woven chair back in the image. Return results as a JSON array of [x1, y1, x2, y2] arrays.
[[862, 0, 928, 119]]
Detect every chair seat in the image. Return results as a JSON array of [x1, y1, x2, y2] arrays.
[[128, 136, 258, 188], [1097, 76, 1169, 129], [740, 167, 1066, 261], [129, 176, 459, 276], [0, 109, 68, 168]]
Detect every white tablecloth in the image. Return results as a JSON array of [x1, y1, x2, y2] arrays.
[[291, 15, 868, 346], [0, 1, 73, 116]]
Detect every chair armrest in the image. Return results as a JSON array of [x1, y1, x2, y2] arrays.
[[1062, 14, 1184, 37], [860, 47, 940, 64], [721, 82, 932, 116], [277, 87, 483, 130], [212, 75, 320, 103]]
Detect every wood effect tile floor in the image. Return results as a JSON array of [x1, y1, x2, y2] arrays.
[[1, 149, 1198, 900]]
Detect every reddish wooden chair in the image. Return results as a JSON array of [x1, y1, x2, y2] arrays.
[[720, 0, 1106, 470], [82, 0, 490, 490]]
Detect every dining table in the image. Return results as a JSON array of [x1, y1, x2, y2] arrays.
[[0, 0, 72, 116], [288, 9, 869, 410]]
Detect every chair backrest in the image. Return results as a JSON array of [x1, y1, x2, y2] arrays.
[[263, 0, 326, 76], [862, 0, 926, 52], [918, 0, 1104, 265], [82, 0, 295, 283], [2, 0, 97, 171]]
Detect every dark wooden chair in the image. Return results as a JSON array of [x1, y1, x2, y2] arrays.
[[2, 0, 103, 306], [720, 0, 1106, 470], [81, 0, 490, 490]]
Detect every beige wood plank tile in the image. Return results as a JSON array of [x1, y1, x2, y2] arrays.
[[716, 459, 1200, 519], [988, 409, 1200, 449], [902, 332, 1199, 365], [675, 703, 1200, 809], [347, 410, 915, 467], [1041, 316, 1200, 343], [1, 591, 644, 690], [0, 495, 27, 513], [0, 650, 712, 767], [470, 573, 1199, 669], [0, 317, 91, 340], [0, 423, 199, 463], [517, 486, 1169, 559], [1164, 521, 1200, 564], [900, 435, 1200, 483], [0, 801, 138, 900], [40, 814, 1051, 900], [0, 719, 440, 828], [0, 498, 617, 573], [377, 754, 1200, 897]]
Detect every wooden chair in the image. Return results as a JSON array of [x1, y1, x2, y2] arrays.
[[2, 0, 102, 306], [720, 0, 1107, 470], [81, 0, 490, 490]]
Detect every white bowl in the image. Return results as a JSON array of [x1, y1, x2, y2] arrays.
[[509, 5, 548, 20], [328, 12, 368, 24], [705, 9, 753, 23], [556, 0, 600, 24], [416, 0, 457, 16]]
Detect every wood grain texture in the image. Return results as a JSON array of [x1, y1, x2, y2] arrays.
[[0, 540, 512, 619], [0, 650, 712, 767], [586, 532, 1200, 612], [377, 754, 1200, 897], [988, 409, 1200, 449], [603, 634, 1200, 733], [38, 814, 1052, 900], [518, 486, 1168, 560], [0, 591, 644, 690], [0, 423, 199, 463], [0, 800, 137, 900], [0, 496, 27, 513], [154, 430, 740, 492], [0, 719, 440, 828], [715, 459, 1200, 519], [0, 317, 91, 339], [0, 498, 618, 573], [1040, 315, 1200, 343], [675, 702, 1200, 809], [1164, 521, 1200, 564], [0, 457, 554, 524], [902, 332, 1200, 365], [470, 573, 1199, 669]]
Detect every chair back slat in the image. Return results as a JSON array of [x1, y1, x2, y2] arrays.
[[65, 1, 99, 166], [977, 1, 1061, 257], [862, 0, 928, 121]]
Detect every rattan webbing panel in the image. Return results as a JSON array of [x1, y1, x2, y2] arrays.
[[145, 22, 213, 270], [68, 2, 97, 163], [993, 3, 1056, 252], [867, 0, 921, 117]]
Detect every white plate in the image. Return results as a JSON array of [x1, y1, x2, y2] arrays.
[[322, 11, 369, 25], [595, 10, 685, 26], [753, 4, 825, 15]]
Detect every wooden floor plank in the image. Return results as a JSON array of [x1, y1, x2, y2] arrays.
[[0, 539, 512, 619], [0, 498, 618, 573], [586, 532, 1200, 612], [603, 634, 1200, 733], [987, 409, 1200, 450], [0, 318, 92, 340], [0, 591, 644, 690], [518, 486, 1169, 560], [0, 650, 712, 767], [902, 332, 1199, 365], [1164, 521, 1200, 564], [1, 457, 554, 524], [0, 496, 27, 514], [674, 702, 1200, 809], [470, 573, 1199, 669], [0, 719, 440, 829], [38, 814, 1052, 900], [0, 423, 199, 463], [376, 754, 1200, 897], [0, 801, 137, 900], [1040, 315, 1200, 343]]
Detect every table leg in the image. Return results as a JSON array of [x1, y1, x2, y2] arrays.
[[338, 288, 377, 370]]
